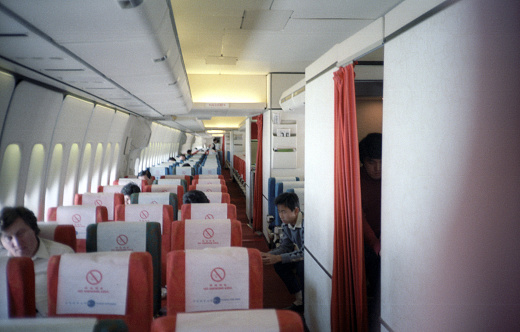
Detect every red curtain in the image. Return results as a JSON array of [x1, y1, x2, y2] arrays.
[[252, 114, 263, 231], [331, 64, 367, 331]]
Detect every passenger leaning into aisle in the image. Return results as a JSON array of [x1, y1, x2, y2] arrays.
[[121, 182, 140, 205], [261, 192, 304, 313], [0, 206, 74, 316]]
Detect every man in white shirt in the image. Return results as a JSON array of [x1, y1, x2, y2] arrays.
[[0, 206, 73, 316]]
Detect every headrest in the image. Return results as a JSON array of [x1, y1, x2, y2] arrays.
[[96, 222, 147, 252], [184, 219, 231, 250], [56, 252, 131, 315]]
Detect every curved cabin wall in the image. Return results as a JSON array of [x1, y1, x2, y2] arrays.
[[0, 74, 185, 219]]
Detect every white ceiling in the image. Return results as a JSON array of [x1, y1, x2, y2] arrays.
[[0, 0, 399, 134]]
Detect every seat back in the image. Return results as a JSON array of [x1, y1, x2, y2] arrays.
[[150, 166, 170, 178], [114, 204, 173, 286], [193, 175, 224, 180], [155, 178, 188, 193], [267, 177, 300, 217], [114, 178, 140, 188], [47, 206, 109, 252], [171, 219, 242, 250], [274, 181, 305, 226], [203, 192, 231, 203], [97, 185, 125, 194], [151, 309, 304, 332], [86, 222, 162, 316], [74, 192, 124, 221], [192, 179, 225, 185], [48, 252, 152, 332], [175, 166, 194, 176], [0, 318, 128, 332], [161, 175, 191, 186], [167, 247, 262, 314], [0, 256, 35, 318], [198, 165, 221, 175], [143, 185, 184, 212], [37, 222, 77, 252], [130, 192, 178, 221], [180, 203, 236, 221], [287, 187, 305, 213], [188, 184, 228, 193]]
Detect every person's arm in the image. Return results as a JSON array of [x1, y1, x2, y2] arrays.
[[263, 226, 304, 264], [363, 213, 380, 255]]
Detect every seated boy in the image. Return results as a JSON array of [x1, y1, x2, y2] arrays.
[[261, 192, 304, 313]]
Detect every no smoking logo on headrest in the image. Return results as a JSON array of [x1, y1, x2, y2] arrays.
[[203, 228, 214, 239], [151, 201, 158, 204], [206, 189, 213, 192], [72, 214, 82, 225], [86, 270, 103, 285], [116, 234, 128, 246], [210, 267, 226, 282], [205, 214, 215, 219], [94, 200, 103, 206], [140, 210, 149, 219]]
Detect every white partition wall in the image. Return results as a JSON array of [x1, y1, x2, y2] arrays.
[[381, 0, 520, 330], [304, 68, 336, 332]]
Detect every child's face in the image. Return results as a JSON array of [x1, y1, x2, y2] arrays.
[[277, 204, 299, 226]]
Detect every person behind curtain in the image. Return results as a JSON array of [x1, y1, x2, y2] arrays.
[[261, 192, 304, 313], [0, 206, 74, 316], [359, 132, 382, 331]]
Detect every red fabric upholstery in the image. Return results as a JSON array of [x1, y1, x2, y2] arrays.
[[46, 206, 108, 252], [115, 204, 173, 286], [143, 185, 184, 212], [151, 309, 303, 332], [204, 192, 231, 203], [166, 248, 263, 314], [187, 184, 228, 193], [233, 155, 246, 181], [74, 193, 124, 221], [37, 223, 77, 252], [180, 203, 236, 221], [47, 252, 153, 332], [5, 257, 36, 317], [170, 219, 242, 250]]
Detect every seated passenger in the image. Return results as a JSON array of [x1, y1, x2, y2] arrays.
[[169, 157, 176, 162], [121, 182, 140, 205], [138, 169, 153, 186], [261, 192, 304, 313], [178, 154, 187, 162], [186, 149, 192, 155], [182, 190, 210, 204], [0, 206, 74, 316]]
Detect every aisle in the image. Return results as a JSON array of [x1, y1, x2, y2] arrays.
[[221, 167, 294, 309]]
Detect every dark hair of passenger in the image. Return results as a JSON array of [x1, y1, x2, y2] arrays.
[[169, 157, 176, 161], [183, 190, 210, 204], [138, 169, 151, 179], [274, 192, 300, 211], [182, 163, 191, 167], [0, 206, 40, 236], [187, 149, 192, 155], [121, 183, 141, 196], [359, 133, 382, 163]]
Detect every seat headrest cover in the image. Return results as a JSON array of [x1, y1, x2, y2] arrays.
[[124, 204, 164, 233], [0, 317, 98, 332], [157, 179, 182, 185], [175, 309, 279, 332], [190, 203, 228, 220], [0, 257, 9, 318], [57, 252, 130, 315], [184, 220, 231, 250], [202, 192, 223, 203], [97, 222, 147, 252], [137, 193, 170, 205], [56, 206, 96, 239], [185, 247, 249, 312], [81, 193, 115, 220], [37, 222, 58, 240]]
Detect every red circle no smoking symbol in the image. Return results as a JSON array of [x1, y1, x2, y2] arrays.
[[205, 214, 215, 219], [210, 267, 226, 282], [72, 214, 82, 224], [203, 228, 215, 239], [151, 200, 158, 204], [116, 234, 128, 245], [140, 210, 149, 219], [86, 270, 103, 285], [94, 199, 103, 206]]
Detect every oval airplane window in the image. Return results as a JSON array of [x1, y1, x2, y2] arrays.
[[78, 144, 92, 194], [45, 144, 63, 215], [63, 144, 80, 206], [0, 144, 21, 208], [25, 144, 45, 215]]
